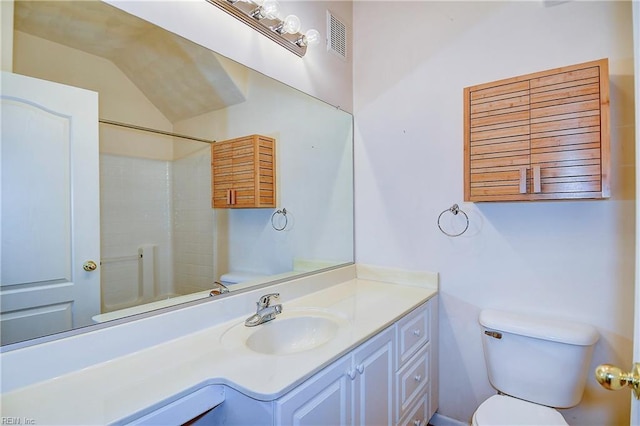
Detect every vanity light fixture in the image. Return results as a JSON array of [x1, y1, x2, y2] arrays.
[[206, 0, 320, 57]]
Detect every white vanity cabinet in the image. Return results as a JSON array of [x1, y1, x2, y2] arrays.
[[273, 298, 436, 426], [395, 303, 432, 426], [275, 327, 395, 426]]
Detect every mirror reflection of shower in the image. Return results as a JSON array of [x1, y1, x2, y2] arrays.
[[99, 130, 213, 313]]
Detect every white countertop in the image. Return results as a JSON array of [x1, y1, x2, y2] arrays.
[[1, 269, 437, 425]]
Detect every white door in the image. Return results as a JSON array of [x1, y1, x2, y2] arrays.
[[0, 71, 100, 345], [632, 2, 640, 424]]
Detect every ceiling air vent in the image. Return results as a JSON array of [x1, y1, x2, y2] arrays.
[[327, 10, 347, 60]]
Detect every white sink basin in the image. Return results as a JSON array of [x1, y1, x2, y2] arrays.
[[221, 309, 348, 356]]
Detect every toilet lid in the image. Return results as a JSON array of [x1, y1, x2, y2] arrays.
[[473, 395, 568, 425]]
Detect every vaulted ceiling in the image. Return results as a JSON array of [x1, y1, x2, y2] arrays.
[[14, 0, 248, 122]]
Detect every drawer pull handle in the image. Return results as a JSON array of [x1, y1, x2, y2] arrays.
[[347, 369, 356, 380], [356, 364, 364, 374], [413, 329, 421, 337], [414, 374, 422, 382]]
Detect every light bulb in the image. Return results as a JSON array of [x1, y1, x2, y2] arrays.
[[261, 0, 280, 19], [303, 29, 320, 46], [282, 15, 301, 34]]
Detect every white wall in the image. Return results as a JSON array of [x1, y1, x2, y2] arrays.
[[174, 70, 354, 278], [353, 2, 635, 425]]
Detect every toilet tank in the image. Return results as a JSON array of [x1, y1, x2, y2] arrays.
[[219, 271, 267, 287], [479, 309, 599, 408]]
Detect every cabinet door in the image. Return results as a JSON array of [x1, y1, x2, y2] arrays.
[[275, 356, 352, 426], [465, 80, 531, 201], [211, 139, 234, 208], [353, 327, 395, 426], [529, 62, 609, 199]]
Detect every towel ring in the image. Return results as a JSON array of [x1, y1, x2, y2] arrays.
[[271, 208, 288, 231], [437, 204, 469, 237]]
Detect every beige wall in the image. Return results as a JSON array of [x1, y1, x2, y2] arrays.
[[353, 1, 635, 425], [13, 31, 174, 160], [1, 0, 13, 72], [106, 0, 354, 113]]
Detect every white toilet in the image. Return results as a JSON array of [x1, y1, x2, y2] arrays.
[[473, 309, 600, 425]]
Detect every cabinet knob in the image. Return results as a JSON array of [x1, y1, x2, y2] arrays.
[[413, 329, 421, 337], [356, 364, 364, 374], [414, 374, 422, 382], [347, 369, 356, 380], [413, 420, 421, 426]]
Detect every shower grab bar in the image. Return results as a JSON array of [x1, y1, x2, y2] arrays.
[[100, 253, 143, 265]]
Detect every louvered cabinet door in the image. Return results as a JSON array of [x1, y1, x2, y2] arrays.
[[464, 58, 610, 202], [465, 81, 531, 201], [529, 60, 610, 199], [211, 140, 234, 208], [231, 137, 257, 208]]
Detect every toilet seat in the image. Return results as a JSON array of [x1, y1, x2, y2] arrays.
[[472, 395, 568, 426]]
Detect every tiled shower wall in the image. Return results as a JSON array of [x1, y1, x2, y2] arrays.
[[100, 154, 174, 312], [99, 149, 214, 312], [172, 148, 215, 295]]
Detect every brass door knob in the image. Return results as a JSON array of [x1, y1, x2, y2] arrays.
[[83, 260, 98, 272], [595, 363, 640, 399]]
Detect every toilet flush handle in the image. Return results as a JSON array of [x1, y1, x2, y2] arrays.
[[595, 363, 640, 399], [484, 330, 502, 339]]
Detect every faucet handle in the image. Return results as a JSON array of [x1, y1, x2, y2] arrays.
[[257, 293, 280, 309]]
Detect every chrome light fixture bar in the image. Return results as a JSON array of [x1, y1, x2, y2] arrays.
[[206, 0, 319, 57]]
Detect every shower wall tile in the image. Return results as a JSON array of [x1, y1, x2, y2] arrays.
[[100, 155, 173, 311], [172, 149, 215, 294]]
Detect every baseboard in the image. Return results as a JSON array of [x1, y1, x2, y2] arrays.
[[430, 412, 470, 426]]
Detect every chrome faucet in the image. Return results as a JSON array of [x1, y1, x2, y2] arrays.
[[245, 293, 282, 327], [209, 281, 229, 297]]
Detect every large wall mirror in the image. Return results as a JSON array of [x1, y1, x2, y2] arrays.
[[1, 0, 354, 346]]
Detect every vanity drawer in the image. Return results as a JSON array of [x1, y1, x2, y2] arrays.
[[396, 301, 430, 368], [397, 392, 430, 426], [395, 342, 430, 423]]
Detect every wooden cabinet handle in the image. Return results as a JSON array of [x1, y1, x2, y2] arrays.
[[533, 166, 541, 193], [226, 189, 237, 205], [519, 167, 528, 194]]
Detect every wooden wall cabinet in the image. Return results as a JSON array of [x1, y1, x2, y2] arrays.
[[211, 134, 276, 208], [464, 58, 610, 202]]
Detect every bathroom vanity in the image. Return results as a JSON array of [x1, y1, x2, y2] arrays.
[[0, 265, 438, 426]]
